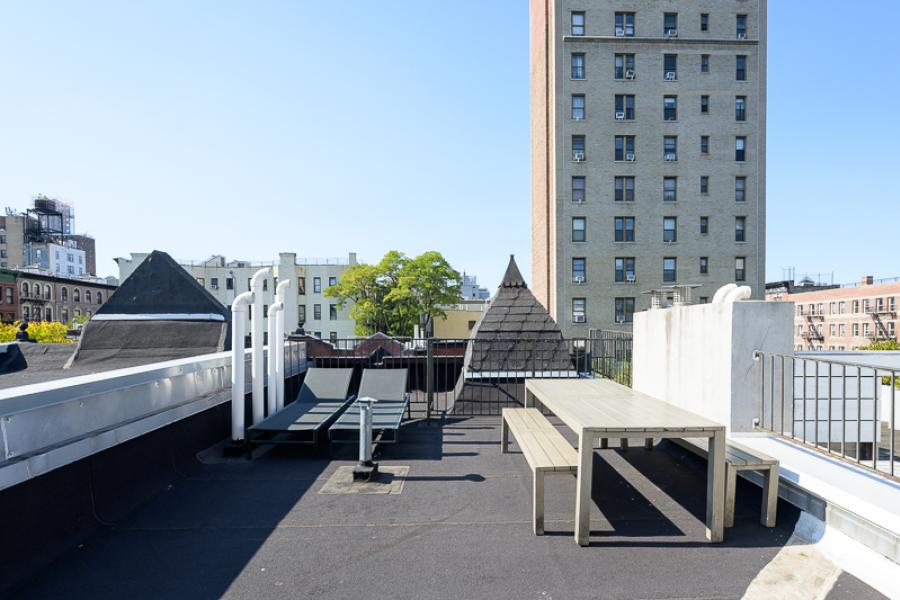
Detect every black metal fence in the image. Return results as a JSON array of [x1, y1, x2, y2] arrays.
[[295, 334, 633, 418]]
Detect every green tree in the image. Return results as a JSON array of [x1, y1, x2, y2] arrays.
[[326, 250, 461, 337]]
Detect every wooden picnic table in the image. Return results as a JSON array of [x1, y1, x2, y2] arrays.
[[524, 378, 726, 546]]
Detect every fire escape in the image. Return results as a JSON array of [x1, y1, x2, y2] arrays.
[[804, 310, 824, 347], [867, 298, 896, 340]]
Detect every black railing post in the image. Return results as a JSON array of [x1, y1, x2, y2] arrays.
[[426, 338, 434, 423]]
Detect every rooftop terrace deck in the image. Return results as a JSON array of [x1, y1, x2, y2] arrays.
[[8, 418, 884, 599]]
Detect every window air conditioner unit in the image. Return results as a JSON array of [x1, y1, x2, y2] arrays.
[[664, 153, 676, 161], [625, 69, 635, 80], [615, 27, 625, 36], [625, 152, 635, 161], [573, 314, 586, 323], [626, 275, 636, 283], [572, 197, 585, 203], [666, 28, 678, 37], [665, 71, 677, 81], [664, 240, 675, 245], [737, 32, 748, 39], [616, 317, 626, 324], [615, 111, 625, 120], [573, 115, 584, 121], [574, 276, 585, 284], [573, 152, 585, 162]]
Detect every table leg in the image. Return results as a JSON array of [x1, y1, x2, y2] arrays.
[[575, 430, 594, 546], [706, 429, 726, 542]]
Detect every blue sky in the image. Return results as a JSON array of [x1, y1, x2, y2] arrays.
[[0, 1, 897, 287]]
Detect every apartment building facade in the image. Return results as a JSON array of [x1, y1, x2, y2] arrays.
[[115, 252, 359, 341], [1, 268, 117, 324], [531, 0, 766, 335], [768, 276, 900, 351]]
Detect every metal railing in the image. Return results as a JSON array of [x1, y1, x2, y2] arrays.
[[299, 335, 633, 418], [753, 351, 899, 481], [589, 329, 633, 387]]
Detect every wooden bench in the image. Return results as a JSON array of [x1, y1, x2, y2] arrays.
[[501, 407, 578, 535], [672, 437, 779, 528]]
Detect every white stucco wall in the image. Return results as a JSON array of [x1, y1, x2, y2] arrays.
[[632, 300, 794, 433]]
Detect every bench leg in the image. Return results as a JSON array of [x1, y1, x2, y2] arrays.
[[533, 470, 545, 536], [501, 417, 509, 453], [644, 438, 654, 449], [600, 438, 608, 449], [620, 438, 629, 451], [724, 464, 737, 528], [762, 465, 778, 528]]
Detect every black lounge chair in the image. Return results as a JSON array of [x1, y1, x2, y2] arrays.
[[247, 367, 354, 451], [328, 369, 410, 450]]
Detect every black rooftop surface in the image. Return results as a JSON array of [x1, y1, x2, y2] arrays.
[[467, 256, 572, 373], [97, 250, 229, 319], [8, 419, 885, 600]]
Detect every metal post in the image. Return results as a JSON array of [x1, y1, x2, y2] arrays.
[[426, 338, 434, 423], [891, 370, 896, 477], [353, 397, 378, 481]]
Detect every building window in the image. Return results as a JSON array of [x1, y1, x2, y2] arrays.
[[864, 323, 870, 337], [329, 331, 338, 343], [663, 13, 677, 35], [572, 176, 586, 202], [85, 290, 92, 303], [614, 136, 635, 161], [572, 94, 585, 120], [329, 304, 338, 320], [571, 53, 585, 79], [210, 278, 219, 290], [313, 304, 322, 320], [571, 11, 585, 36], [863, 298, 870, 313], [839, 301, 846, 314], [853, 323, 860, 337], [615, 298, 635, 323], [699, 257, 709, 274], [663, 136, 677, 161], [62, 308, 69, 323], [226, 277, 234, 290], [700, 13, 709, 31], [663, 177, 677, 202], [263, 279, 268, 291], [572, 135, 586, 161], [700, 95, 709, 114], [736, 55, 747, 81], [6, 288, 13, 304], [839, 324, 845, 336], [735, 217, 746, 242], [700, 216, 709, 235], [329, 276, 337, 287], [61, 287, 68, 301], [735, 137, 746, 161], [297, 277, 305, 294], [829, 302, 836, 315], [298, 304, 306, 324], [797, 305, 804, 316], [614, 176, 635, 202], [663, 258, 677, 283], [663, 96, 677, 121], [45, 308, 52, 321], [314, 331, 321, 339], [663, 217, 677, 242], [663, 54, 677, 80], [197, 277, 205, 287], [570, 298, 587, 325], [615, 257, 635, 282], [700, 135, 709, 154], [614, 217, 635, 242], [736, 14, 747, 37], [572, 217, 586, 242], [614, 94, 635, 120], [700, 176, 709, 194], [615, 12, 635, 36], [735, 257, 746, 281], [700, 54, 710, 73], [313, 277, 322, 293], [73, 289, 80, 302], [852, 300, 860, 313], [23, 306, 29, 319], [889, 297, 896, 312], [736, 96, 747, 121], [614, 54, 635, 79], [96, 292, 102, 304], [572, 258, 586, 283], [736, 176, 747, 201]]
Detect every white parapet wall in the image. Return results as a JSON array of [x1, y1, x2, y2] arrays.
[[632, 300, 794, 433]]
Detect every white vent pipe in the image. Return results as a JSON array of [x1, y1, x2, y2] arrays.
[[712, 284, 737, 304], [230, 291, 254, 442], [274, 279, 291, 411], [250, 267, 270, 425], [266, 301, 283, 417], [723, 285, 752, 303]]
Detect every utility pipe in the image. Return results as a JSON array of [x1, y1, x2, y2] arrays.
[[250, 267, 270, 426], [712, 283, 737, 304], [274, 279, 291, 411], [266, 300, 284, 417], [230, 291, 255, 442], [723, 285, 752, 304]]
